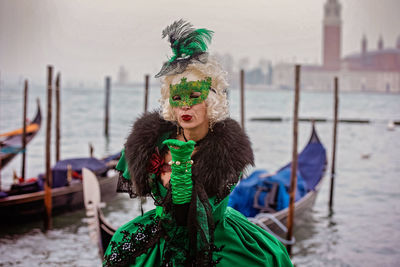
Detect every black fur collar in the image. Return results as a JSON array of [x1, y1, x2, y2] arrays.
[[124, 111, 254, 198]]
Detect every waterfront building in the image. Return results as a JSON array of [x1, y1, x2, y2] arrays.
[[273, 0, 400, 93]]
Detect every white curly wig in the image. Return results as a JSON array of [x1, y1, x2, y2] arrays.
[[159, 57, 229, 126]]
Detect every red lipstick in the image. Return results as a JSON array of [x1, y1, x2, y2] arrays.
[[181, 115, 192, 121]]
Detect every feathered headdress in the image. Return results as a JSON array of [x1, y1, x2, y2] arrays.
[[155, 19, 214, 78]]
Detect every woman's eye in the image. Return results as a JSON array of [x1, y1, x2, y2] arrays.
[[172, 95, 181, 101], [190, 92, 201, 98]]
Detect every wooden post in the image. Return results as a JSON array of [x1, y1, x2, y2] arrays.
[[21, 80, 28, 181], [144, 75, 149, 113], [240, 69, 245, 130], [329, 77, 339, 211], [141, 74, 150, 217], [13, 169, 19, 183], [141, 74, 149, 215], [0, 72, 1, 189], [0, 161, 1, 192], [55, 73, 61, 162], [67, 164, 72, 186], [44, 65, 53, 231], [89, 142, 94, 158], [286, 64, 301, 255], [104, 76, 111, 137]]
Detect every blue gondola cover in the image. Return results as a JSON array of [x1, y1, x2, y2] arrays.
[[38, 158, 108, 189], [228, 127, 326, 217]]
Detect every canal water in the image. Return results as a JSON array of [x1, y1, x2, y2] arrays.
[[1, 82, 399, 266]]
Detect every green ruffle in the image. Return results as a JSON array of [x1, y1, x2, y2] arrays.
[[116, 148, 131, 180]]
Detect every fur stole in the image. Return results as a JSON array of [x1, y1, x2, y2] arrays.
[[124, 111, 254, 198]]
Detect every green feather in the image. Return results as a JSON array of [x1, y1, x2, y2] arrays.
[[156, 20, 214, 77], [179, 29, 214, 57], [163, 20, 213, 61]]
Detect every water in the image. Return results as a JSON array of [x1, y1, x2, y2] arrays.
[[0, 83, 399, 266]]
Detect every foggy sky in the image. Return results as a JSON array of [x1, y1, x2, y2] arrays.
[[1, 0, 399, 85]]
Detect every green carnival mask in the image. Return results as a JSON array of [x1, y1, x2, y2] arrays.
[[169, 77, 212, 107]]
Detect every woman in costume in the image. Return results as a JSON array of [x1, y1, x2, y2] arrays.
[[104, 20, 293, 267]]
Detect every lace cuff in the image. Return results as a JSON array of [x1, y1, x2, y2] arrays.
[[115, 148, 137, 198], [116, 171, 137, 198]]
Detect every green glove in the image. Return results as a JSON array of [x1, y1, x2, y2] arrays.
[[163, 139, 196, 204]]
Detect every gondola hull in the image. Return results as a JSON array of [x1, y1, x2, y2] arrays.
[[237, 125, 327, 242], [0, 174, 118, 222], [0, 102, 42, 169], [251, 180, 323, 235], [97, 208, 117, 256]]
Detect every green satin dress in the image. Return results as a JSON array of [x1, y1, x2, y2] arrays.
[[103, 151, 293, 267]]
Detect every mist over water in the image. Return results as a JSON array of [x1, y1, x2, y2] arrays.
[[1, 84, 399, 266], [1, 0, 400, 83]]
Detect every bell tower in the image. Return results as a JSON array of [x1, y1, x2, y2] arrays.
[[323, 0, 342, 70]]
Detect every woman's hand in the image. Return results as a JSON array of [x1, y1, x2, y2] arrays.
[[163, 139, 196, 162]]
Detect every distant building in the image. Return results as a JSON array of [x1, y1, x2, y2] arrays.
[[343, 36, 400, 72], [117, 66, 129, 85], [246, 65, 273, 86], [273, 0, 400, 93]]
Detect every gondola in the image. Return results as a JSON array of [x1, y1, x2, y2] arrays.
[[0, 155, 120, 223], [230, 123, 327, 244], [83, 124, 327, 255], [0, 101, 42, 169], [83, 168, 118, 257]]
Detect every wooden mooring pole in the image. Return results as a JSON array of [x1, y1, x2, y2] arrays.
[[141, 74, 150, 213], [240, 69, 245, 130], [89, 142, 94, 158], [286, 64, 301, 255], [140, 74, 150, 215], [144, 75, 149, 113], [104, 76, 111, 137], [44, 65, 53, 231], [21, 80, 28, 181], [329, 77, 339, 211], [55, 73, 61, 162], [0, 72, 2, 189]]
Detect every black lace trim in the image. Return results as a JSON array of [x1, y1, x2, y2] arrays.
[[103, 220, 163, 267], [160, 226, 190, 266], [116, 170, 137, 198]]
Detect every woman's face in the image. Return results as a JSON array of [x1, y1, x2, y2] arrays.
[[173, 101, 208, 130], [170, 72, 209, 131]]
